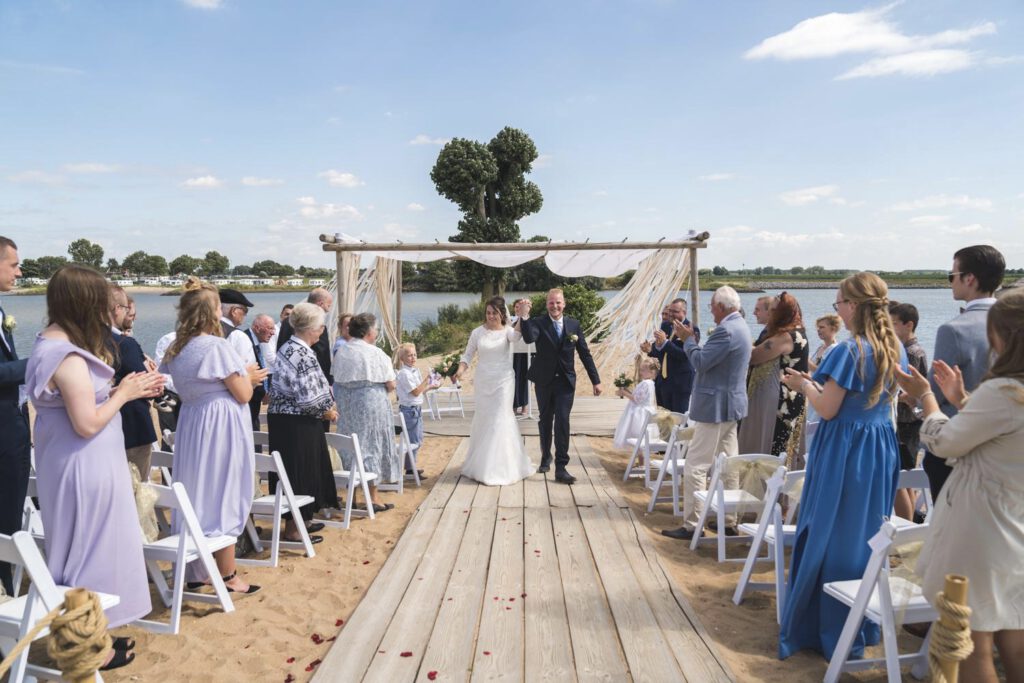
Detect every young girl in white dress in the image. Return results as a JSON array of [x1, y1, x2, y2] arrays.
[[613, 358, 659, 450]]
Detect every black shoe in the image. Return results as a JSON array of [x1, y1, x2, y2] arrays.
[[661, 526, 700, 540], [723, 526, 739, 537], [100, 648, 135, 671], [306, 522, 325, 533], [554, 469, 576, 485], [902, 622, 931, 639], [112, 636, 136, 652], [537, 461, 551, 474]]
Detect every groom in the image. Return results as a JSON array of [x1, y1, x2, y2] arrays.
[[519, 288, 602, 485]]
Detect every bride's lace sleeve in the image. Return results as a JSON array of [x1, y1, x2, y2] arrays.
[[461, 326, 481, 366], [505, 325, 521, 343]]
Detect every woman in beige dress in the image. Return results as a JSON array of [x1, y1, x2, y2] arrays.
[[896, 289, 1024, 683]]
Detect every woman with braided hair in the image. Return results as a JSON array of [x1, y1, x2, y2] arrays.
[[777, 272, 907, 661]]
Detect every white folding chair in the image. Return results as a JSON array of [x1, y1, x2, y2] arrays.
[[732, 468, 805, 622], [0, 531, 119, 683], [623, 410, 687, 489], [691, 452, 787, 562], [135, 482, 235, 635], [622, 407, 657, 481], [823, 521, 935, 683], [426, 385, 465, 420], [13, 477, 47, 598], [394, 410, 422, 489], [645, 423, 691, 514], [324, 432, 377, 530], [891, 468, 933, 528], [240, 448, 318, 567]]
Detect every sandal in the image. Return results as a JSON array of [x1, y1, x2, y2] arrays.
[[112, 636, 136, 652], [306, 522, 325, 533], [100, 648, 136, 671], [372, 503, 395, 513], [222, 571, 261, 595]]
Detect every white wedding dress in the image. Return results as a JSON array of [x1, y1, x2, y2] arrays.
[[460, 325, 535, 486]]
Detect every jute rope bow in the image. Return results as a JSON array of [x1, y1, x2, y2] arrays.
[[0, 587, 112, 683]]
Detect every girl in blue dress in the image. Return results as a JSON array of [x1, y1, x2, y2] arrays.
[[777, 272, 907, 661]]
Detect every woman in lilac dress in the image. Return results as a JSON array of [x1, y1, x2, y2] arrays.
[[26, 265, 164, 671], [160, 278, 267, 594]]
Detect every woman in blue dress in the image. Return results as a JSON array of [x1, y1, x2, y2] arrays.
[[777, 271, 907, 661]]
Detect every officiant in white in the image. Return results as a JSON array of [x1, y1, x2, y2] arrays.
[[454, 296, 535, 486]]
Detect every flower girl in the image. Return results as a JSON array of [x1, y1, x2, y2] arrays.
[[613, 358, 659, 450]]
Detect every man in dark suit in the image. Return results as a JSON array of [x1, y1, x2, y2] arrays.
[[519, 288, 602, 484], [277, 287, 333, 384], [245, 314, 276, 431], [0, 236, 29, 594], [642, 297, 699, 414], [110, 285, 159, 479]]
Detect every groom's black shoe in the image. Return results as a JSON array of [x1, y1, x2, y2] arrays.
[[661, 526, 700, 540], [554, 468, 576, 485], [537, 458, 552, 474]]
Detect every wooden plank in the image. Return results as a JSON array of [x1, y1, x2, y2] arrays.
[[575, 436, 631, 508], [576, 504, 685, 681], [626, 509, 736, 682], [524, 507, 576, 682], [567, 451, 600, 508], [365, 503, 474, 681], [417, 503, 499, 682], [523, 441, 549, 509], [497, 477, 524, 509], [312, 506, 444, 682], [427, 438, 471, 508], [470, 507, 525, 683], [550, 506, 629, 682], [472, 483, 500, 510]]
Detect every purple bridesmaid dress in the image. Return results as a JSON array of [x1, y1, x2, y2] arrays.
[[26, 336, 152, 627]]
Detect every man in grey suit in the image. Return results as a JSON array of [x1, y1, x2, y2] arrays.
[[662, 286, 753, 541], [923, 244, 1005, 499]]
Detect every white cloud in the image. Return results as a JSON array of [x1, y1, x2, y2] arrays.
[[890, 194, 993, 211], [718, 225, 755, 236], [182, 175, 223, 189], [534, 154, 554, 169], [5, 170, 65, 185], [698, 172, 735, 181], [778, 184, 841, 206], [406, 203, 426, 212], [0, 59, 84, 76], [942, 223, 985, 235], [408, 134, 450, 146], [241, 176, 284, 187], [182, 0, 223, 9], [295, 196, 362, 221], [746, 6, 1005, 80], [62, 162, 119, 174], [318, 169, 364, 188], [909, 214, 951, 225]]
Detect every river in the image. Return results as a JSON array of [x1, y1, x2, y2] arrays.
[[4, 288, 959, 361]]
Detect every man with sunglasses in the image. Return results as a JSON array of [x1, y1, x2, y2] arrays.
[[924, 244, 1005, 499]]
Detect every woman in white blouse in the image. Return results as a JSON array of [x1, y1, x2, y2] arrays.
[[895, 290, 1024, 683]]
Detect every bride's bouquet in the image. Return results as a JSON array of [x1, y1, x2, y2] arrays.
[[613, 372, 634, 399], [433, 353, 462, 384]]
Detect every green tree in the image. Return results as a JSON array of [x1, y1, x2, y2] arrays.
[[431, 127, 543, 300], [419, 260, 460, 292], [529, 283, 605, 335], [106, 257, 121, 273], [144, 254, 169, 275], [712, 265, 729, 276], [122, 251, 149, 275], [23, 256, 70, 278], [232, 264, 253, 276], [202, 250, 230, 275], [67, 238, 104, 268], [252, 260, 295, 277], [790, 266, 805, 275], [169, 255, 201, 276]]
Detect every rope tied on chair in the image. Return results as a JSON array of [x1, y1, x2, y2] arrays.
[[0, 587, 112, 683], [929, 579, 973, 683]]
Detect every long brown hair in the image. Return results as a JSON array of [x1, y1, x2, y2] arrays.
[[839, 272, 903, 408], [165, 277, 222, 360], [46, 265, 117, 365], [985, 290, 1024, 388], [485, 296, 508, 326], [765, 291, 803, 336]]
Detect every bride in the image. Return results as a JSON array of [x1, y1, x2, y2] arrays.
[[454, 296, 535, 486]]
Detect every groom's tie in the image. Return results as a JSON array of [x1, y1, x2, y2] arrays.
[[553, 318, 563, 339]]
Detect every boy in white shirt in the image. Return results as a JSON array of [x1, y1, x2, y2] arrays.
[[395, 343, 437, 449]]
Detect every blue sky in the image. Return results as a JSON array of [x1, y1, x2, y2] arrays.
[[1, 0, 1021, 270]]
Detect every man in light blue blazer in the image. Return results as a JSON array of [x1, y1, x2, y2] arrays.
[[662, 286, 753, 541], [924, 244, 1004, 499]]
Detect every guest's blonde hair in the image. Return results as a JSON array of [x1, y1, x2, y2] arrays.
[[395, 342, 417, 369], [166, 277, 221, 360], [639, 357, 660, 375], [816, 313, 841, 331], [838, 272, 903, 408]]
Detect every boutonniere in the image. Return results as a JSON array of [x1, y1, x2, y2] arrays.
[[2, 314, 15, 333], [568, 333, 579, 343]]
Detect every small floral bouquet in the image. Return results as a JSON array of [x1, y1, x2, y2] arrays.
[[432, 353, 461, 381], [613, 372, 634, 399], [1, 314, 15, 333]]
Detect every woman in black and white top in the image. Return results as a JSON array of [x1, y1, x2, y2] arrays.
[[268, 302, 338, 544]]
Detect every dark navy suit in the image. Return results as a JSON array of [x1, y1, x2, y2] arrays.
[[112, 331, 157, 449], [649, 319, 698, 414], [0, 305, 30, 594], [520, 316, 601, 470]]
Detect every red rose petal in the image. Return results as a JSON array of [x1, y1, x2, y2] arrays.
[[327, 636, 337, 642], [311, 633, 324, 644], [305, 658, 322, 672], [400, 651, 413, 657], [286, 656, 296, 663], [521, 593, 527, 598], [378, 650, 386, 654], [505, 606, 511, 610], [483, 651, 492, 656], [335, 618, 345, 626], [362, 560, 370, 565], [285, 675, 296, 683], [427, 672, 438, 681], [509, 597, 515, 602]]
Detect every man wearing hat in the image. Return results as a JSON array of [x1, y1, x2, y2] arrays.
[[220, 288, 258, 367]]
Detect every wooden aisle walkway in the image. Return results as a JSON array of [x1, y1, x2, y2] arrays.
[[313, 436, 734, 683]]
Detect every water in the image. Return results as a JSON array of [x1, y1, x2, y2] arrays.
[[4, 288, 960, 361]]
